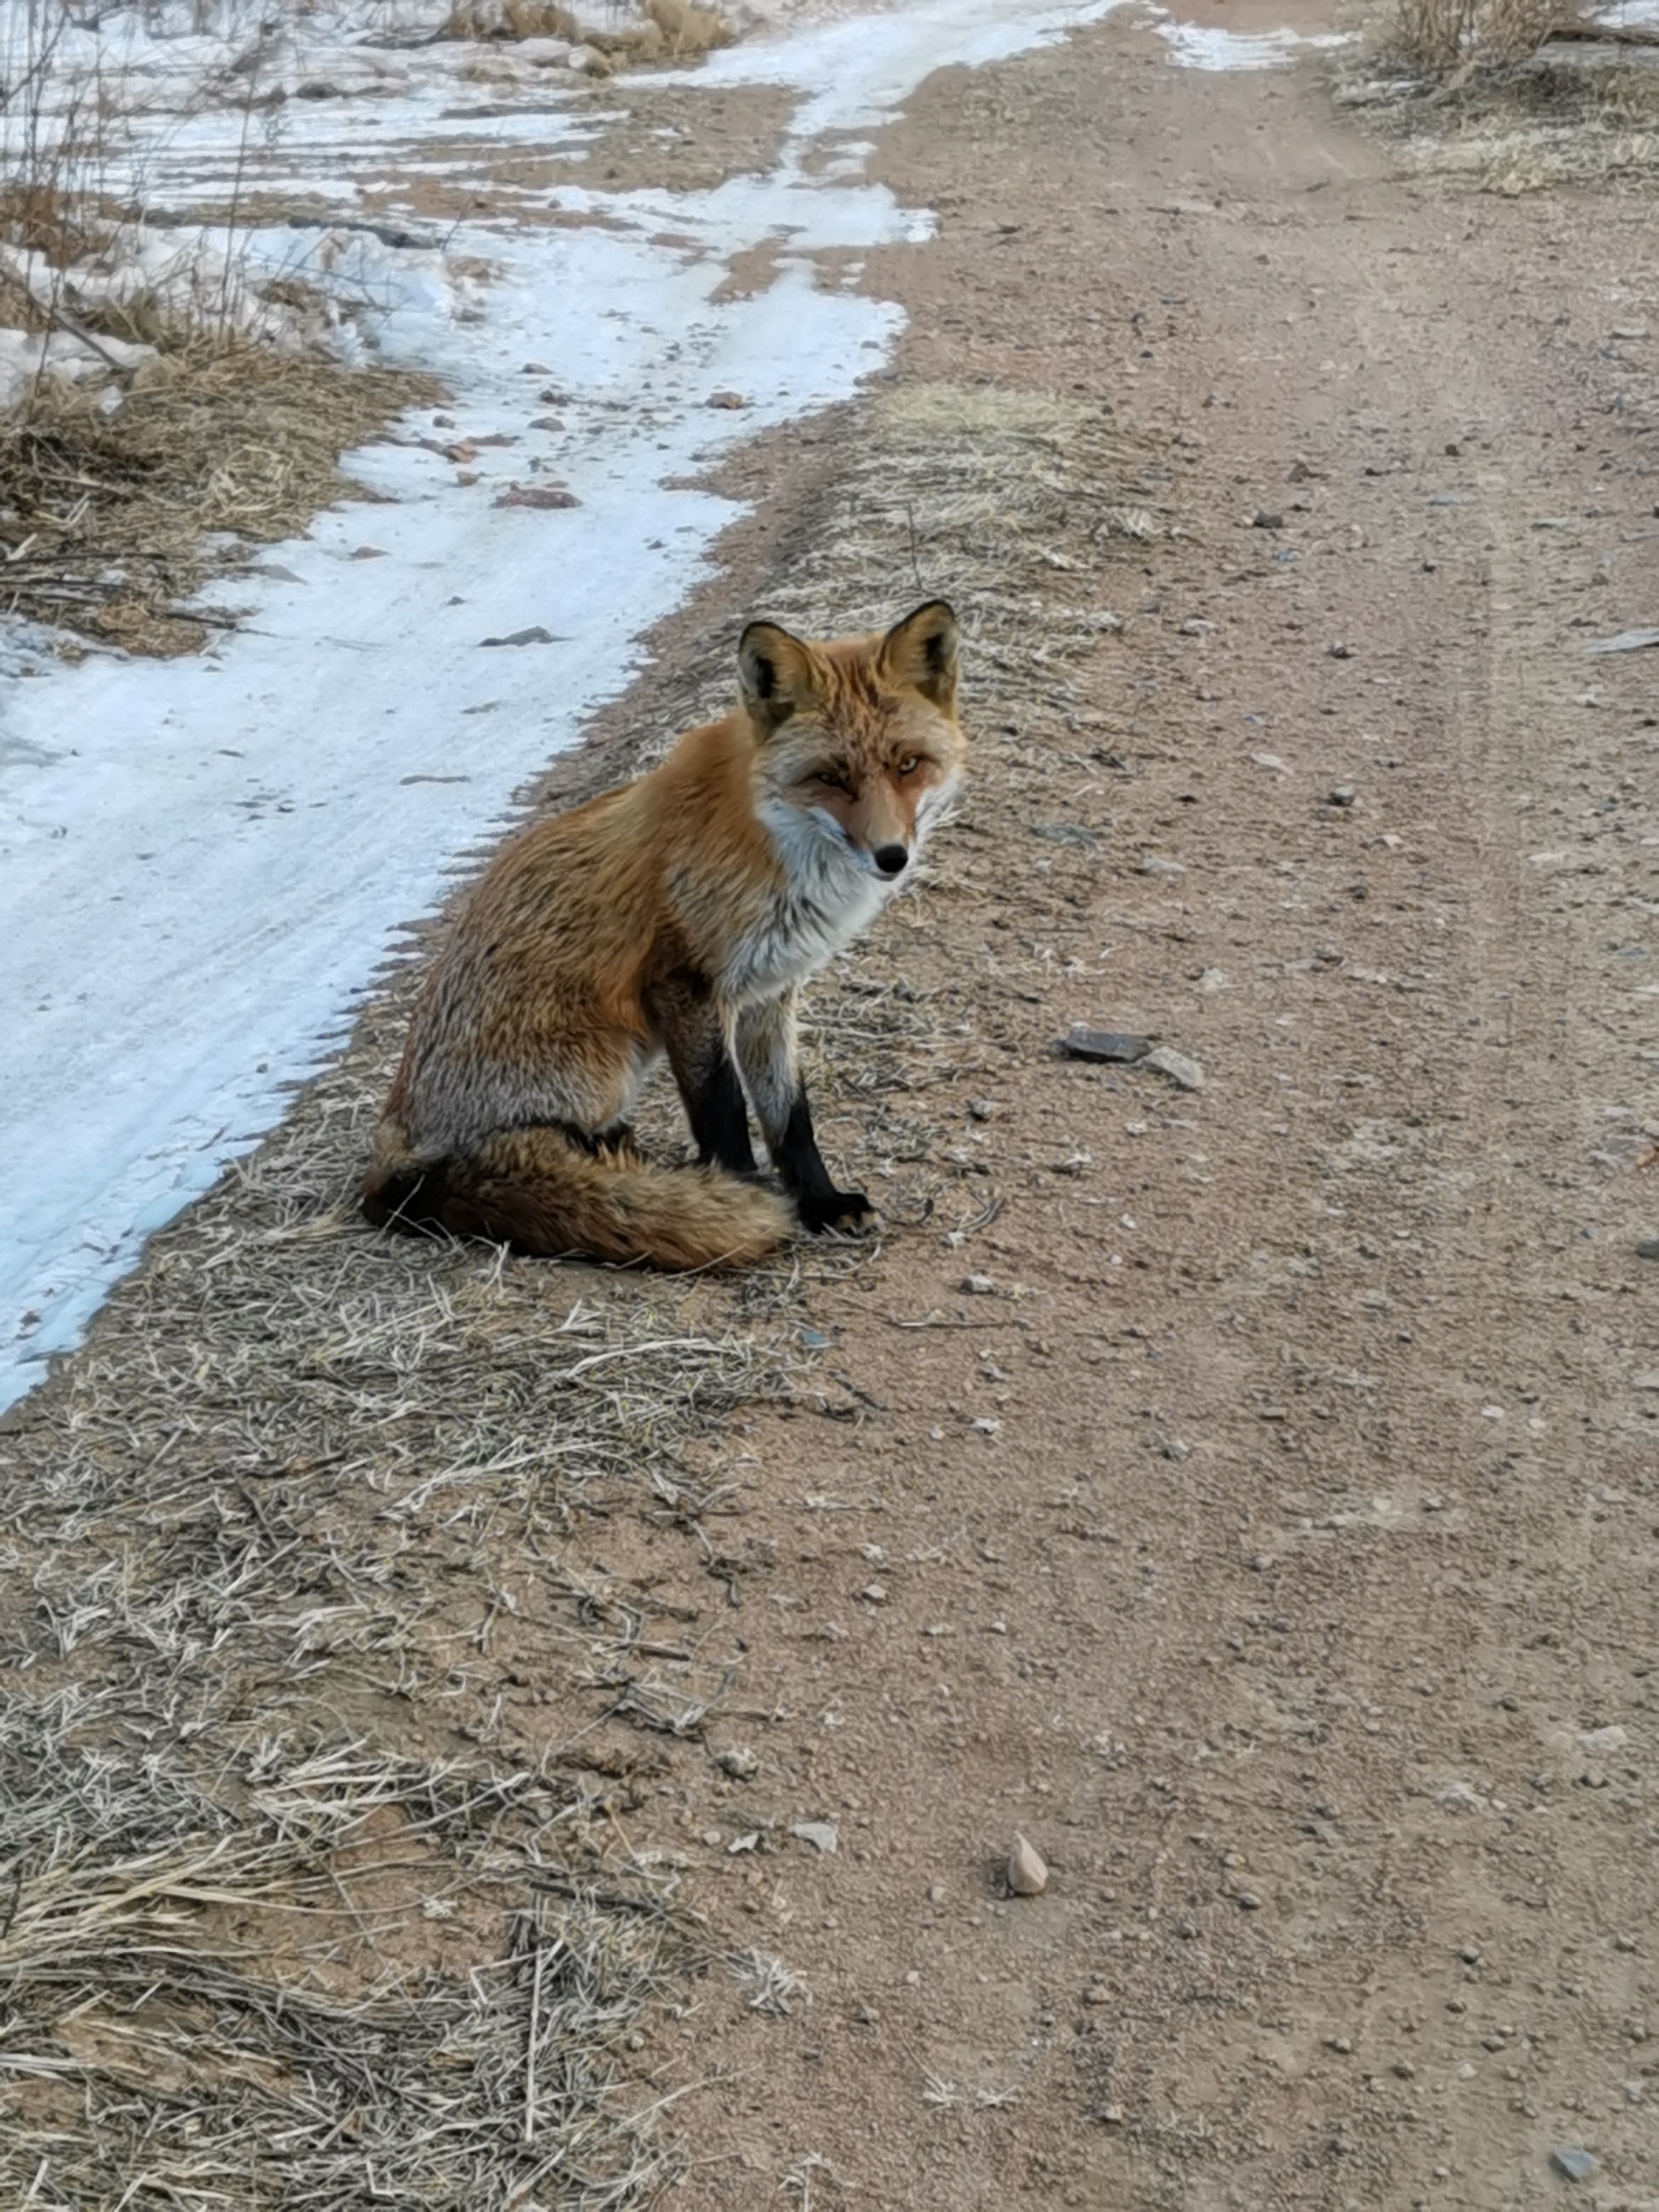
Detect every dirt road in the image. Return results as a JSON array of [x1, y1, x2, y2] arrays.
[[618, 11, 1659, 2206], [4, 4, 1657, 2208]]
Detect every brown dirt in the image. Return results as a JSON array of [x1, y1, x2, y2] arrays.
[[601, 10, 1659, 2206], [6, 3, 1659, 2207]]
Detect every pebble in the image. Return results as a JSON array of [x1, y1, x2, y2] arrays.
[[716, 1746, 759, 1779], [1251, 749, 1288, 773], [1009, 1834, 1049, 1896], [1636, 1238, 1659, 1261], [1252, 510, 1284, 529], [1550, 2147, 1597, 2183], [480, 625, 557, 647], [1059, 1025, 1151, 1064], [706, 389, 749, 408], [962, 1273, 996, 1295], [791, 1821, 839, 1855], [1328, 785, 1357, 807], [1096, 2103, 1125, 2124], [1137, 853, 1185, 877], [1084, 1983, 1111, 2005], [1236, 1890, 1262, 1911], [1328, 640, 1354, 659], [1145, 1045, 1205, 1091]]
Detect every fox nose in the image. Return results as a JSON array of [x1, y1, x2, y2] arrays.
[[873, 843, 909, 878]]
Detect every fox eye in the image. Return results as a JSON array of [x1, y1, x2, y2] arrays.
[[896, 754, 921, 777], [812, 767, 852, 794]]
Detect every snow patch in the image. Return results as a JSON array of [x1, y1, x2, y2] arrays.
[[1155, 20, 1346, 70]]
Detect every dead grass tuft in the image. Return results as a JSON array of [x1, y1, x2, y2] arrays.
[[0, 344, 438, 653], [441, 0, 732, 63], [1383, 0, 1582, 72]]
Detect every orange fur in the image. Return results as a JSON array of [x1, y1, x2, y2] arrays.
[[363, 602, 966, 1269]]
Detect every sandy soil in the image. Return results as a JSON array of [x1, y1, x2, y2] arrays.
[[6, 4, 1658, 2208]]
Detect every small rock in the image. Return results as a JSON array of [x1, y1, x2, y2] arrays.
[[529, 414, 565, 431], [968, 1098, 1000, 1121], [1251, 749, 1288, 773], [927, 1882, 947, 1905], [1328, 2035, 1353, 2053], [796, 1326, 832, 1350], [480, 626, 556, 647], [859, 1582, 888, 1603], [707, 390, 748, 409], [349, 544, 387, 561], [1236, 1890, 1262, 1911], [716, 1746, 759, 1779], [1178, 617, 1213, 636], [1328, 785, 1357, 807], [1252, 510, 1283, 530], [791, 1821, 838, 1855], [494, 483, 580, 510], [1328, 641, 1354, 659], [1032, 820, 1099, 848], [1578, 1725, 1627, 1753], [1144, 1045, 1205, 1091], [961, 1273, 996, 1296], [1096, 2103, 1125, 2125], [1059, 1026, 1151, 1064], [1083, 1983, 1111, 2005], [1197, 967, 1230, 993], [569, 41, 608, 72], [1636, 1238, 1659, 1261], [1008, 1834, 1049, 1896], [1137, 853, 1184, 877], [1550, 2147, 1597, 2183]]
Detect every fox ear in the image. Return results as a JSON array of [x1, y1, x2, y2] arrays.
[[878, 600, 958, 711], [739, 620, 821, 731]]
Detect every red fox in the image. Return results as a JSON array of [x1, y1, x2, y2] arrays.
[[361, 600, 965, 1269]]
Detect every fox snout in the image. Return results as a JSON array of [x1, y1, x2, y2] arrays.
[[872, 842, 909, 878]]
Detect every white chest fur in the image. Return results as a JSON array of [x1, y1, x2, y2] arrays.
[[723, 801, 895, 1003]]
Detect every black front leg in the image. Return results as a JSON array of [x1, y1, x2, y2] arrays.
[[774, 1087, 874, 1235], [648, 971, 757, 1176]]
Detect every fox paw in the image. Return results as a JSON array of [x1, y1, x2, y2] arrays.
[[797, 1188, 875, 1235]]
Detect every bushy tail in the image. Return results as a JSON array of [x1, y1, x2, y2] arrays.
[[361, 1121, 791, 1270]]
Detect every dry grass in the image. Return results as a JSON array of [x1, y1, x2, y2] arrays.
[[0, 344, 437, 652], [0, 374, 1158, 2204], [1383, 0, 1583, 72], [441, 0, 733, 64]]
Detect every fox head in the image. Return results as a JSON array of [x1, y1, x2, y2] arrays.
[[739, 600, 965, 885]]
